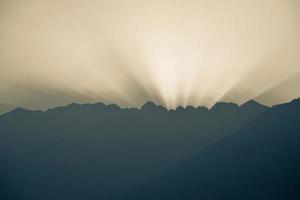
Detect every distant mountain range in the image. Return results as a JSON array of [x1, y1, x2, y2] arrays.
[[0, 99, 299, 200]]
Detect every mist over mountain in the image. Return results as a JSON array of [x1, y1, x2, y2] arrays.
[[0, 100, 269, 200]]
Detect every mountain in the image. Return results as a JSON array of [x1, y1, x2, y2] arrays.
[[0, 100, 268, 200], [240, 99, 269, 111], [119, 99, 300, 200]]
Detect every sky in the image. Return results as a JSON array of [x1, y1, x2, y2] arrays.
[[1, 0, 300, 109]]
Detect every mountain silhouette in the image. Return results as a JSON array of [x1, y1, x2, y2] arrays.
[[0, 99, 291, 200], [240, 99, 268, 110], [118, 99, 300, 200]]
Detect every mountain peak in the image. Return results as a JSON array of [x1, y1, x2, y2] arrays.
[[93, 102, 106, 107], [141, 101, 157, 110], [291, 98, 300, 104], [240, 100, 268, 110], [211, 102, 239, 111], [185, 105, 196, 111], [12, 107, 29, 113], [175, 106, 185, 111], [2, 107, 31, 117]]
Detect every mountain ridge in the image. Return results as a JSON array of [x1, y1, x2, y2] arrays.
[[1, 98, 299, 200], [117, 98, 300, 200], [1, 99, 270, 116], [0, 98, 270, 200]]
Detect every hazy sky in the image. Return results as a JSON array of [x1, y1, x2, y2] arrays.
[[1, 0, 300, 109]]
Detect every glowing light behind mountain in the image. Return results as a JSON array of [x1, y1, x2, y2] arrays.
[[0, 0, 300, 109]]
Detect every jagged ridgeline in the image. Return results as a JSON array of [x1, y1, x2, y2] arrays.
[[0, 99, 299, 200]]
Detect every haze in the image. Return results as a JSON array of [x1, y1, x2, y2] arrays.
[[1, 0, 300, 109]]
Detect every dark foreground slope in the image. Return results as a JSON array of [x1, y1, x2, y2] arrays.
[[0, 101, 267, 200], [119, 99, 300, 200]]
